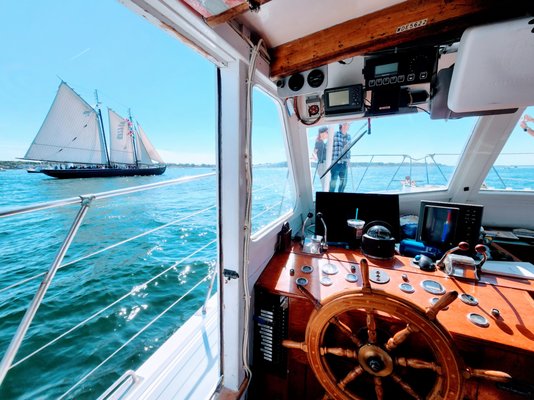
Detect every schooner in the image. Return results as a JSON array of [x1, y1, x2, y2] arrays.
[[23, 82, 166, 178]]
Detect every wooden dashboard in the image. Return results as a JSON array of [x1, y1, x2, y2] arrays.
[[251, 245, 534, 400]]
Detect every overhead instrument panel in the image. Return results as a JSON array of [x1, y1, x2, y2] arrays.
[[276, 66, 328, 98]]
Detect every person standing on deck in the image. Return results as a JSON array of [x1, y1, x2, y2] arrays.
[[313, 126, 329, 191], [520, 114, 534, 138], [329, 122, 351, 192]]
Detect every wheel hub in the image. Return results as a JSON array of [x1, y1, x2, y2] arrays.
[[358, 344, 394, 377]]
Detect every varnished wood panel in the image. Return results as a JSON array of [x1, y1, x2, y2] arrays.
[[256, 245, 534, 353], [269, 0, 530, 79], [254, 245, 534, 399]]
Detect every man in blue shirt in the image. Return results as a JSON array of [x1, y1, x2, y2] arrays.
[[329, 122, 351, 192]]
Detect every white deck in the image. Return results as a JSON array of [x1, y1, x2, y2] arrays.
[[105, 296, 220, 400]]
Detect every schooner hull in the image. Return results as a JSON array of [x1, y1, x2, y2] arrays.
[[41, 165, 166, 179]]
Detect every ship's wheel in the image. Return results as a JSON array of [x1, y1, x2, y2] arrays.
[[283, 259, 511, 400]]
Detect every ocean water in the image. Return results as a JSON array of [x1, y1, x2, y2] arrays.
[[1, 163, 533, 399], [0, 167, 218, 399]]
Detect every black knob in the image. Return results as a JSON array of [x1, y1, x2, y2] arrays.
[[367, 357, 384, 372]]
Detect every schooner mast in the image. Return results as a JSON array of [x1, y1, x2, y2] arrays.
[[128, 108, 140, 168], [94, 90, 112, 168]]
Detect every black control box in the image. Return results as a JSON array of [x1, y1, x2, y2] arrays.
[[253, 288, 289, 375], [363, 48, 438, 89]]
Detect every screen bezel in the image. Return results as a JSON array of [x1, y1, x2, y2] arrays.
[[416, 200, 484, 253]]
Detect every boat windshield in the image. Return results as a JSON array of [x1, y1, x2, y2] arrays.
[[308, 112, 477, 196], [482, 105, 534, 191]]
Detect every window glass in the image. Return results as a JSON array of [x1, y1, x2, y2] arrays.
[[308, 113, 477, 196], [0, 2, 218, 399], [481, 107, 534, 191], [251, 87, 295, 235]]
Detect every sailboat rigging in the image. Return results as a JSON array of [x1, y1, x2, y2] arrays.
[[23, 82, 166, 178]]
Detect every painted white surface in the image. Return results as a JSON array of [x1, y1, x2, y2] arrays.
[[120, 296, 220, 400], [239, 0, 405, 47], [449, 17, 534, 112]]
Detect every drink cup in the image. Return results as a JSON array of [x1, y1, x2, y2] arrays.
[[347, 219, 365, 249]]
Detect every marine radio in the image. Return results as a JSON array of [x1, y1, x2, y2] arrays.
[[363, 48, 438, 89]]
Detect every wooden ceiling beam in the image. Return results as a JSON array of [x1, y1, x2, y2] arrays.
[[205, 0, 271, 27], [269, 0, 530, 79]]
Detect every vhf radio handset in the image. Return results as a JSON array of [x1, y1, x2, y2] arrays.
[[301, 212, 328, 254]]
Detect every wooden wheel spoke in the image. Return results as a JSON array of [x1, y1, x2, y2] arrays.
[[385, 323, 417, 351], [338, 365, 364, 389], [329, 316, 362, 347], [366, 310, 377, 343], [321, 394, 331, 400], [391, 373, 423, 400], [374, 376, 384, 400], [297, 282, 363, 346], [321, 346, 358, 359], [395, 357, 442, 374], [425, 291, 458, 320], [282, 339, 308, 352]]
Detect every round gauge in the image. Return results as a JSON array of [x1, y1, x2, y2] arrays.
[[320, 276, 333, 286], [420, 279, 445, 295], [322, 263, 339, 275], [296, 277, 308, 286], [345, 273, 358, 283], [307, 69, 325, 88], [467, 313, 489, 328], [399, 282, 414, 293], [288, 73, 305, 92], [459, 293, 478, 306], [301, 265, 314, 274]]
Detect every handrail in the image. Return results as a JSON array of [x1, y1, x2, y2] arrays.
[[0, 172, 215, 219], [59, 272, 212, 400], [0, 196, 94, 385], [10, 239, 216, 369], [97, 370, 141, 400], [0, 205, 216, 296], [0, 172, 217, 389]]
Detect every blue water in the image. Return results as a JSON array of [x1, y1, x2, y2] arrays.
[[311, 164, 534, 192], [0, 168, 217, 399], [1, 163, 533, 399]]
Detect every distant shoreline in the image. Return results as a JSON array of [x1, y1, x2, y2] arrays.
[[1, 160, 532, 170], [0, 160, 216, 170]]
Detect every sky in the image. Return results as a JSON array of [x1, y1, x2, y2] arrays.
[[0, 1, 218, 164], [1, 1, 532, 166]]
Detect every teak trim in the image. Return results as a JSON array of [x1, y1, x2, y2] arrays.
[[206, 0, 271, 27], [269, 0, 529, 79]]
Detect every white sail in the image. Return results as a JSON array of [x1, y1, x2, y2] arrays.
[[24, 82, 107, 164], [108, 109, 136, 165], [136, 124, 165, 164]]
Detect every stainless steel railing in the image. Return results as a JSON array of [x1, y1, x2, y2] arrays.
[[311, 152, 534, 192], [0, 172, 216, 389]]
